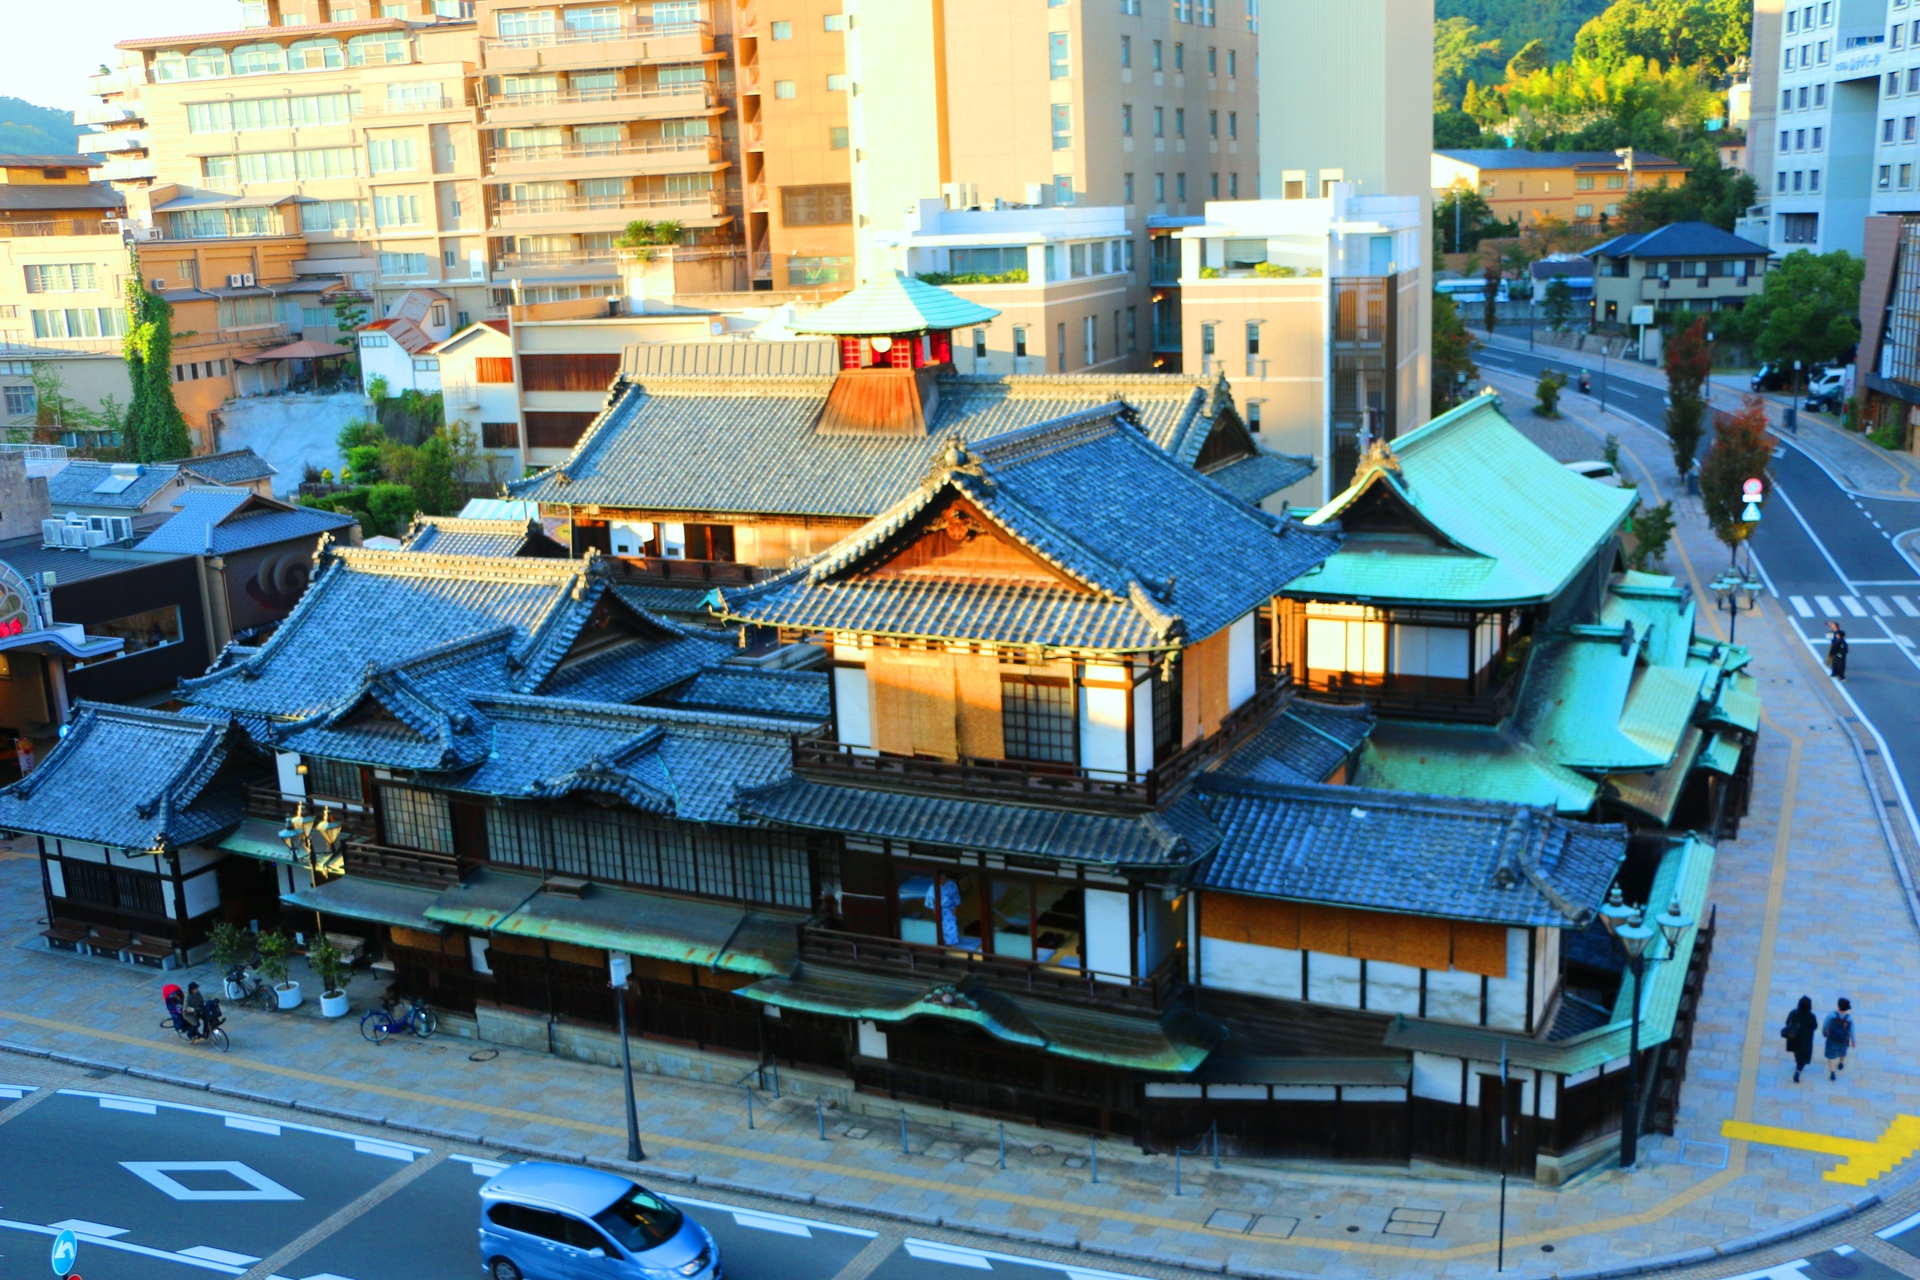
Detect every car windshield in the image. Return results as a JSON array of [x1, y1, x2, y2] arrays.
[[594, 1186, 684, 1253]]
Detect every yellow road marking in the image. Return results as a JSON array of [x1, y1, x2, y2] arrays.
[[1723, 1117, 1920, 1185]]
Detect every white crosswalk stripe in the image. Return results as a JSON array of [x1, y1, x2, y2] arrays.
[[1790, 596, 1814, 617], [1815, 595, 1839, 616], [1898, 597, 1920, 617], [1870, 596, 1894, 616], [1842, 596, 1868, 616]]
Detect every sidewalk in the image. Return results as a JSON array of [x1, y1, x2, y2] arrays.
[[3, 397, 1920, 1278], [1473, 329, 1920, 503]]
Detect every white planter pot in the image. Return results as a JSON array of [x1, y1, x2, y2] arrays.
[[320, 990, 350, 1019], [275, 981, 304, 1010]]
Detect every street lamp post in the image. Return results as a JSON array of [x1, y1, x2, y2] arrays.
[[1710, 569, 1766, 645], [1600, 344, 1609, 414], [1597, 888, 1694, 1169], [279, 799, 343, 938], [608, 953, 645, 1162]]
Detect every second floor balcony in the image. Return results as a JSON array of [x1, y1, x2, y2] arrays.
[[491, 189, 726, 233], [488, 135, 723, 182], [794, 672, 1291, 811]]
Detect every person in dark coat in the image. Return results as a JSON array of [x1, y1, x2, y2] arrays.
[[1784, 995, 1819, 1082], [1824, 997, 1856, 1081], [1828, 622, 1849, 680]]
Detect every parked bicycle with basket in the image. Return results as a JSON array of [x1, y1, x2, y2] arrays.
[[359, 992, 437, 1043]]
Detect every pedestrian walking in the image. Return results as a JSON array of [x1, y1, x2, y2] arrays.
[[1782, 995, 1819, 1082], [1824, 998, 1856, 1081], [1828, 622, 1849, 680]]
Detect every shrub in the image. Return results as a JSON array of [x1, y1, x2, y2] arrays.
[[256, 929, 294, 989]]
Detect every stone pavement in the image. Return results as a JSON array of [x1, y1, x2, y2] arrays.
[[2, 388, 1920, 1278], [1474, 329, 1920, 503]]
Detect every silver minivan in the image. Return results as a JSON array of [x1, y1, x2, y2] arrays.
[[478, 1161, 720, 1280]]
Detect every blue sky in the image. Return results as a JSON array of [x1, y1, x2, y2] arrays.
[[7, 0, 238, 112]]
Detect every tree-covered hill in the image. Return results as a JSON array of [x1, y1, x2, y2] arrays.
[[1438, 0, 1615, 67], [0, 97, 83, 158]]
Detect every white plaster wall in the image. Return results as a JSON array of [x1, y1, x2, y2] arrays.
[[214, 391, 375, 497], [1425, 968, 1481, 1024], [1227, 612, 1257, 709], [1084, 889, 1132, 977], [1412, 1050, 1463, 1103], [1199, 936, 1303, 1000], [832, 663, 873, 754], [1485, 928, 1531, 1031], [1364, 959, 1422, 1015], [181, 869, 220, 919], [1079, 664, 1131, 778], [1132, 669, 1155, 772], [45, 859, 65, 898], [1307, 951, 1362, 1007]]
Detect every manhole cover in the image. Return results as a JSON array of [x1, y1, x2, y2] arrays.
[[84, 1069, 113, 1079], [469, 1049, 499, 1062], [1812, 1255, 1860, 1278]]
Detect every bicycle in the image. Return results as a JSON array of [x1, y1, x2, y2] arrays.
[[223, 954, 277, 1012], [161, 999, 229, 1053], [359, 993, 437, 1043]]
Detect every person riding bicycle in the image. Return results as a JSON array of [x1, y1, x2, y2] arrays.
[[184, 982, 208, 1040], [1579, 371, 1592, 394], [163, 983, 189, 1034]]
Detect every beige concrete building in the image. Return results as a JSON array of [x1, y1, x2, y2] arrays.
[[873, 200, 1142, 375], [1177, 188, 1426, 508], [844, 0, 1258, 296]]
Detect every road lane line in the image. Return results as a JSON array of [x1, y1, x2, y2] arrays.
[[1901, 597, 1920, 616], [903, 1239, 1162, 1279], [1871, 596, 1894, 615], [1816, 595, 1839, 616], [449, 1154, 508, 1176], [1791, 595, 1814, 617], [669, 1194, 876, 1239], [181, 1246, 261, 1265], [48, 1219, 130, 1237], [1877, 1209, 1920, 1239], [903, 1241, 995, 1269], [351, 1139, 415, 1162], [100, 1097, 157, 1114], [60, 1090, 427, 1154], [0, 1217, 245, 1274], [224, 1116, 280, 1136], [1843, 596, 1868, 616], [235, 1151, 446, 1280], [733, 1211, 813, 1237]]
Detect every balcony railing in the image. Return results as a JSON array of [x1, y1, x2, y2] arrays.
[[801, 926, 1188, 1015], [358, 95, 464, 115], [1299, 668, 1519, 725], [88, 66, 147, 95], [490, 136, 720, 168], [0, 219, 124, 239], [795, 672, 1291, 810], [485, 18, 709, 50], [243, 783, 374, 836], [496, 248, 618, 269], [341, 839, 462, 889], [612, 556, 768, 585], [483, 82, 718, 118], [490, 190, 724, 224]]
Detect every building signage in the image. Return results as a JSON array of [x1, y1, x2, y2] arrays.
[[1835, 47, 1884, 80], [0, 561, 46, 640]]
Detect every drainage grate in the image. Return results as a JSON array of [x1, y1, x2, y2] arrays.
[[1679, 1140, 1729, 1169], [1205, 1209, 1254, 1233], [83, 1069, 114, 1080], [1383, 1208, 1445, 1238]]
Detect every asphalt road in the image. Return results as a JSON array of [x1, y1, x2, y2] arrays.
[[1478, 342, 1920, 840], [0, 1085, 1149, 1280]]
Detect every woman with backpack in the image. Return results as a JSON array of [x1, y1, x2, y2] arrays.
[[1783, 995, 1819, 1083], [1824, 998, 1856, 1081]]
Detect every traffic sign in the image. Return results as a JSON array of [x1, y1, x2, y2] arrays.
[[50, 1229, 77, 1275], [1742, 501, 1763, 522], [1743, 477, 1765, 497]]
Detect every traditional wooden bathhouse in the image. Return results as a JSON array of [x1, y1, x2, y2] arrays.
[[506, 275, 1308, 614], [0, 397, 1717, 1182], [1282, 392, 1757, 834]]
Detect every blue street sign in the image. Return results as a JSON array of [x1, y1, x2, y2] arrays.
[[50, 1229, 78, 1275], [1742, 501, 1763, 523]]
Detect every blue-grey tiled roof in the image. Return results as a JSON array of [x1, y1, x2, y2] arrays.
[[134, 489, 356, 556], [47, 461, 182, 510], [507, 372, 1248, 516], [735, 776, 1221, 866], [1215, 699, 1376, 785], [722, 408, 1341, 650], [1205, 451, 1315, 505], [0, 703, 251, 849], [401, 515, 553, 557], [651, 666, 832, 723], [1194, 775, 1627, 927], [173, 449, 277, 486], [183, 549, 728, 723], [1584, 221, 1769, 260]]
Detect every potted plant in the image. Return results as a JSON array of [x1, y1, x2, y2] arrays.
[[257, 929, 302, 1010], [309, 934, 351, 1018], [208, 922, 254, 999]]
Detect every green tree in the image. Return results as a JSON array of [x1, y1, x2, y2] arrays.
[[122, 259, 192, 463], [1734, 249, 1864, 375], [1482, 259, 1504, 333], [1699, 395, 1774, 560], [1544, 277, 1576, 331], [1436, 182, 1501, 254], [1618, 157, 1758, 232], [366, 483, 419, 538], [1626, 499, 1676, 570], [1664, 315, 1714, 479], [1436, 16, 1505, 109], [1434, 109, 1487, 148], [1536, 369, 1569, 416], [1505, 36, 1552, 80], [1572, 0, 1752, 76], [1432, 291, 1481, 414]]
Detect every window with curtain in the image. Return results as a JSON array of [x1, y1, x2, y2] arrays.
[[498, 9, 556, 38], [380, 785, 454, 853], [564, 5, 620, 32], [374, 193, 425, 227], [379, 252, 430, 276], [24, 264, 99, 294], [348, 32, 409, 64], [152, 52, 189, 82], [301, 199, 367, 232], [483, 804, 812, 907], [367, 137, 419, 172], [31, 308, 127, 340], [185, 47, 231, 79], [230, 42, 287, 74], [217, 296, 277, 328], [287, 37, 346, 69]]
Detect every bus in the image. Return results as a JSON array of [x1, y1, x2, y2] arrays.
[[1435, 277, 1510, 305]]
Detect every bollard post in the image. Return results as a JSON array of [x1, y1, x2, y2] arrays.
[[901, 1109, 910, 1155], [817, 1096, 826, 1140], [1212, 1122, 1220, 1170], [998, 1123, 1006, 1170], [1090, 1136, 1098, 1184], [772, 1060, 781, 1100], [1175, 1146, 1182, 1197], [745, 1085, 754, 1130]]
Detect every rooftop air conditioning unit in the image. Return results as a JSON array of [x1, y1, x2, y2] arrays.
[[151, 278, 166, 290], [39, 519, 63, 549], [241, 272, 256, 287], [107, 516, 134, 542], [58, 524, 88, 548], [83, 528, 109, 547]]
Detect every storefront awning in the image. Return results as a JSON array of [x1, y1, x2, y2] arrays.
[[740, 965, 1224, 1073], [282, 875, 445, 933], [487, 882, 800, 977], [424, 868, 541, 931]]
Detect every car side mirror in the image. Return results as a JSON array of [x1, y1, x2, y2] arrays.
[[588, 1248, 606, 1259]]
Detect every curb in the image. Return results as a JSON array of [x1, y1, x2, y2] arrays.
[[0, 1040, 1901, 1279]]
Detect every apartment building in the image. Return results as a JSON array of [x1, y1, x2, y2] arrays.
[[1176, 188, 1425, 506], [733, 1, 855, 291], [1748, 0, 1886, 254], [0, 157, 130, 442], [844, 0, 1259, 300], [1430, 150, 1691, 234]]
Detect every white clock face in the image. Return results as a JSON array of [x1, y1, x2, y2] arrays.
[[870, 335, 893, 353]]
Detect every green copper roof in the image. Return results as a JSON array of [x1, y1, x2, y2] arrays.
[[1516, 631, 1708, 772], [283, 875, 446, 933], [740, 965, 1223, 1072], [1602, 573, 1696, 669], [1708, 670, 1760, 733], [1289, 394, 1636, 605], [787, 271, 1001, 336], [219, 817, 343, 871], [1355, 721, 1600, 814], [487, 882, 799, 976], [425, 868, 541, 932], [1383, 834, 1715, 1073], [1606, 725, 1703, 823], [1701, 731, 1744, 775]]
